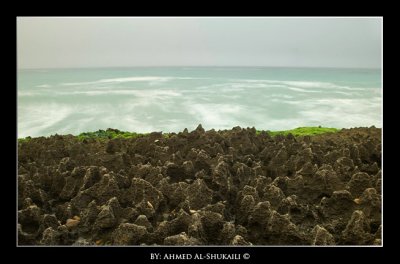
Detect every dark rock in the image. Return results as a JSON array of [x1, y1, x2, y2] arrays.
[[41, 214, 60, 229], [263, 184, 285, 208], [94, 197, 121, 229], [319, 190, 354, 219], [249, 201, 272, 226], [265, 210, 305, 244], [186, 179, 213, 210], [220, 222, 236, 244], [134, 215, 153, 231], [17, 127, 381, 245], [200, 211, 224, 244], [230, 235, 252, 245], [80, 166, 101, 191], [311, 225, 335, 245], [112, 223, 148, 245], [18, 204, 42, 235], [164, 232, 200, 245], [347, 172, 372, 197], [342, 210, 373, 245]]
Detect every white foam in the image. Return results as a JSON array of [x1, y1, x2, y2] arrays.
[[187, 103, 244, 128], [288, 87, 321, 93], [18, 91, 37, 96], [230, 79, 367, 91], [18, 104, 73, 137], [62, 89, 182, 98], [36, 84, 51, 88], [61, 76, 203, 86]]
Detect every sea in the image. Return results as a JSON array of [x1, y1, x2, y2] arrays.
[[17, 67, 382, 138]]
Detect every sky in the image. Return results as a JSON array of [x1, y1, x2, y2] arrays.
[[17, 17, 382, 69]]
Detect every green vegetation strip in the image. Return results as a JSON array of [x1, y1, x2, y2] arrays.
[[18, 127, 339, 143], [76, 129, 144, 140], [261, 127, 339, 137]]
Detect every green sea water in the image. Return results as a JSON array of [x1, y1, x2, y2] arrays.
[[17, 67, 382, 138]]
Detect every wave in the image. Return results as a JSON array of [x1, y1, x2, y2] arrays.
[[288, 87, 321, 93], [18, 104, 73, 138], [18, 91, 37, 96], [230, 79, 368, 91], [62, 89, 182, 98], [61, 76, 204, 86]]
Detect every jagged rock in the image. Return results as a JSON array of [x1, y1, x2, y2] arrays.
[[235, 163, 253, 188], [40, 225, 69, 245], [164, 232, 200, 245], [311, 225, 335, 245], [168, 182, 190, 208], [263, 184, 285, 208], [80, 200, 100, 229], [235, 225, 248, 238], [18, 127, 381, 245], [18, 223, 36, 245], [265, 210, 304, 244], [203, 201, 226, 216], [187, 212, 202, 240], [287, 176, 304, 195], [41, 214, 60, 229], [19, 178, 47, 206], [78, 173, 120, 207], [186, 179, 213, 210], [249, 201, 272, 225], [271, 146, 288, 167], [106, 139, 117, 154], [200, 211, 224, 244], [358, 188, 381, 233], [277, 195, 297, 215], [166, 162, 186, 183], [220, 222, 236, 244], [319, 190, 354, 219], [212, 160, 231, 189], [313, 166, 343, 192], [252, 175, 272, 195], [124, 178, 163, 210], [112, 223, 148, 245], [94, 197, 121, 229], [194, 124, 205, 134], [342, 210, 373, 245], [182, 160, 194, 176], [194, 150, 211, 174], [40, 227, 61, 245], [153, 209, 192, 243], [18, 204, 42, 234], [80, 166, 101, 191], [237, 195, 255, 224], [230, 235, 252, 245], [60, 176, 82, 200], [296, 162, 317, 177], [134, 215, 153, 231], [334, 157, 355, 182], [58, 157, 76, 172], [73, 237, 92, 245], [347, 172, 372, 197]]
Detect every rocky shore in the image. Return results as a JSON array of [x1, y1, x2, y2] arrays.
[[17, 125, 382, 245]]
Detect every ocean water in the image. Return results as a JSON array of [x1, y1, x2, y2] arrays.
[[17, 67, 382, 138]]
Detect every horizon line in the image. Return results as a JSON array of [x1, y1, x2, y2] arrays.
[[17, 65, 382, 71]]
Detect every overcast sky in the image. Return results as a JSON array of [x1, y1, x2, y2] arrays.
[[17, 17, 382, 69]]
